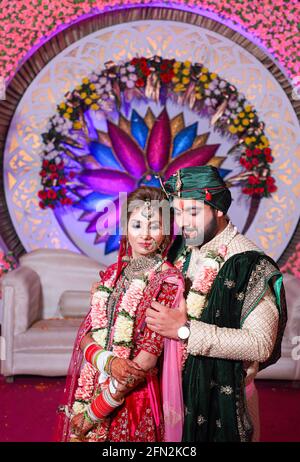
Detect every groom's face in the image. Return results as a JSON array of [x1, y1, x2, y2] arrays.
[[172, 197, 218, 247]]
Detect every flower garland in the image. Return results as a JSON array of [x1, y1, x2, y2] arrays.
[[186, 244, 227, 320], [91, 256, 163, 358], [38, 55, 277, 210], [72, 258, 163, 416]]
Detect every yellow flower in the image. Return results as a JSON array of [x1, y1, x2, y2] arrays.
[[80, 92, 87, 99], [261, 135, 269, 145], [173, 61, 181, 68], [85, 98, 92, 105], [238, 112, 245, 118], [238, 125, 244, 132], [182, 77, 190, 85], [172, 76, 180, 83], [195, 93, 202, 100], [251, 136, 256, 143], [173, 67, 180, 75], [66, 107, 73, 114], [73, 121, 82, 130], [201, 67, 208, 73], [63, 113, 71, 119], [91, 93, 99, 100], [244, 105, 252, 112], [59, 102, 66, 110], [249, 112, 255, 118], [182, 68, 190, 76], [75, 85, 82, 91], [91, 103, 100, 111], [204, 83, 210, 89], [210, 73, 217, 80], [174, 84, 185, 92], [245, 137, 252, 145], [233, 118, 239, 125], [242, 119, 250, 126], [184, 60, 191, 68], [82, 77, 89, 85], [229, 125, 238, 134], [200, 75, 208, 82], [89, 83, 96, 90]]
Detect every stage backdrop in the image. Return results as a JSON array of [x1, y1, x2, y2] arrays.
[[0, 6, 299, 267]]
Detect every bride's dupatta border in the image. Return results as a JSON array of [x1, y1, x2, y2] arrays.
[[54, 264, 185, 443]]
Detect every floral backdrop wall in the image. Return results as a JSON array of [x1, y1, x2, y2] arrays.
[[0, 0, 299, 82]]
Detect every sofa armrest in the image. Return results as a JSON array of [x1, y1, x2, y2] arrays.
[[2, 266, 42, 335]]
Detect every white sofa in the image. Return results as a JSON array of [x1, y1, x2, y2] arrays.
[[0, 249, 105, 380]]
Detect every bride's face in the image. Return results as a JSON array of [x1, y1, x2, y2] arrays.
[[127, 206, 165, 258]]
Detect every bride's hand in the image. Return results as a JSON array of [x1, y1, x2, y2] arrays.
[[70, 412, 95, 439], [110, 357, 147, 385]]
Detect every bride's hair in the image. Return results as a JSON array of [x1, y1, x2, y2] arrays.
[[114, 186, 173, 282]]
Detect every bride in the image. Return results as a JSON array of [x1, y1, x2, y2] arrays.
[[56, 186, 185, 442]]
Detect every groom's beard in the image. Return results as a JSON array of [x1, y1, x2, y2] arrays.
[[183, 214, 218, 248]]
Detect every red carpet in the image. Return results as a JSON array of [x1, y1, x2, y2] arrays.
[[0, 375, 299, 442]]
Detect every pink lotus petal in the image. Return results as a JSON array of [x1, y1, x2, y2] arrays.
[[164, 144, 220, 179], [146, 108, 171, 172], [107, 121, 147, 178], [79, 168, 137, 194]]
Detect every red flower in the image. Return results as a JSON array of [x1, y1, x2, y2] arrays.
[[245, 149, 253, 157], [47, 189, 57, 200], [130, 58, 139, 66], [38, 190, 47, 200], [69, 171, 76, 179], [267, 184, 278, 193], [253, 148, 261, 156], [242, 187, 254, 195], [39, 201, 46, 209], [42, 160, 49, 168], [248, 175, 260, 185], [266, 155, 274, 163], [136, 78, 145, 88], [59, 177, 67, 185], [264, 147, 271, 156], [252, 158, 259, 166], [40, 170, 47, 177], [161, 73, 173, 83], [266, 176, 275, 185], [60, 187, 67, 196], [49, 164, 57, 172], [50, 173, 59, 180]]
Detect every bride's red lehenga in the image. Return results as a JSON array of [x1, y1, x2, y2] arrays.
[[55, 260, 184, 442]]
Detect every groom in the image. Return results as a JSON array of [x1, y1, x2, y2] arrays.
[[146, 165, 287, 442]]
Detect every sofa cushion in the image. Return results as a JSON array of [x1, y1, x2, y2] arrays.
[[14, 318, 83, 351], [59, 290, 90, 318]]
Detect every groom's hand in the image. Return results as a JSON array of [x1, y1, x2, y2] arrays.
[[146, 298, 187, 339]]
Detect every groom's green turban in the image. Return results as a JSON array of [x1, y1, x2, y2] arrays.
[[163, 166, 232, 214]]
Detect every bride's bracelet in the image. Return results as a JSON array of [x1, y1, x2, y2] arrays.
[[90, 387, 124, 421]]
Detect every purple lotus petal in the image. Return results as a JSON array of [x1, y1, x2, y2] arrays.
[[164, 144, 220, 179], [146, 108, 171, 172], [107, 121, 147, 178], [79, 168, 137, 194], [78, 211, 100, 222]]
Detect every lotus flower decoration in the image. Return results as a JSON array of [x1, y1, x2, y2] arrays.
[[59, 107, 230, 254]]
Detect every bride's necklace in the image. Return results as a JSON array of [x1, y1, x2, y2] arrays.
[[124, 254, 163, 280]]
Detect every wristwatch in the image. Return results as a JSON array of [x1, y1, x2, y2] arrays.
[[177, 321, 191, 342]]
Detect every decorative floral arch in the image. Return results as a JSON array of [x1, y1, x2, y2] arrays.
[[38, 55, 277, 253]]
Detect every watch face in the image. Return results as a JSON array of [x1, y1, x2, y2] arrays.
[[178, 325, 190, 340]]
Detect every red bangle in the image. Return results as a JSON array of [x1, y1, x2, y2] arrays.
[[84, 343, 101, 364], [91, 393, 114, 418]]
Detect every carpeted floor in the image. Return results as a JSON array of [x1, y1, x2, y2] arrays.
[[0, 375, 299, 442]]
